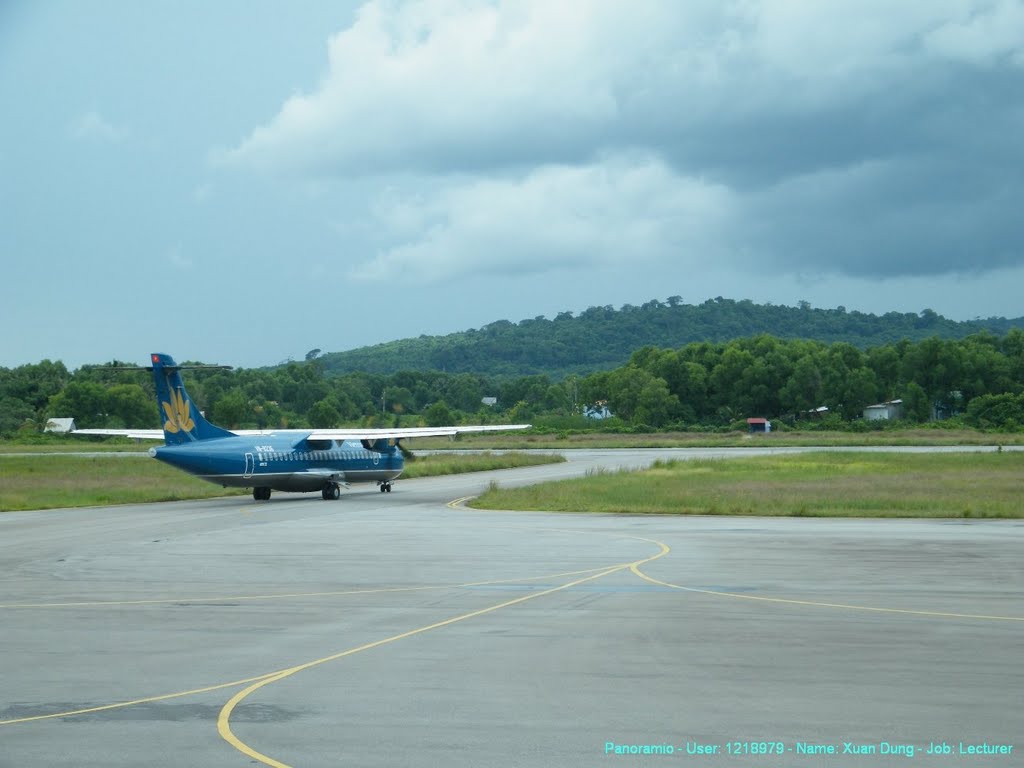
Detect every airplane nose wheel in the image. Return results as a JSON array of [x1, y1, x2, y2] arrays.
[[378, 481, 392, 493], [322, 483, 341, 500]]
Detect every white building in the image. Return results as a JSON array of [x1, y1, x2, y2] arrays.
[[863, 400, 903, 421]]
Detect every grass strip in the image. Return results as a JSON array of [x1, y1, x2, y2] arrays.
[[411, 428, 1023, 450], [0, 455, 245, 511], [0, 452, 564, 512], [0, 441, 152, 453], [470, 451, 1024, 518]]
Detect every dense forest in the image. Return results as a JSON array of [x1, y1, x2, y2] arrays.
[[318, 297, 1024, 378], [3, 330, 1024, 437]]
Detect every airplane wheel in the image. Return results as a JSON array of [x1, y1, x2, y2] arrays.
[[385, 483, 392, 493], [254, 487, 271, 501], [379, 484, 386, 493], [331, 484, 341, 500]]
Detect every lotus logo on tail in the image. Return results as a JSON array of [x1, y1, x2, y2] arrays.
[[163, 390, 195, 434]]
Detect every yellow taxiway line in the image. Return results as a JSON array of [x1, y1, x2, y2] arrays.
[[629, 564, 1024, 622], [216, 537, 670, 767]]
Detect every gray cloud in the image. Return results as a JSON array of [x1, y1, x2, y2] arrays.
[[736, 154, 1023, 277], [223, 0, 1024, 283]]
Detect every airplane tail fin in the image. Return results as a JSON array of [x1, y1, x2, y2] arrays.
[[149, 353, 235, 444]]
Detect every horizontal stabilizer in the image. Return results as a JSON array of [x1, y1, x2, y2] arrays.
[[72, 428, 166, 440]]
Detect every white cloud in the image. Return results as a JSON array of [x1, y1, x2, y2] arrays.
[[69, 109, 126, 142], [924, 0, 1024, 67], [221, 0, 633, 174], [352, 154, 734, 282], [221, 0, 1005, 175], [193, 183, 213, 203], [168, 245, 193, 271]]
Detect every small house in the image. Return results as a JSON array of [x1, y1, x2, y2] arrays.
[[45, 417, 77, 433], [863, 399, 903, 421], [746, 417, 771, 433]]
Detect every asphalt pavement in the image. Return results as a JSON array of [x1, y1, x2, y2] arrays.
[[1, 449, 1021, 768]]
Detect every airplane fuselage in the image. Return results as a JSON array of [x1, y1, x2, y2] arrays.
[[152, 435, 403, 493]]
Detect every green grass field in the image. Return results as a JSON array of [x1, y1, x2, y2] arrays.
[[471, 451, 1024, 518], [411, 428, 1024, 450], [0, 441, 152, 453], [0, 452, 564, 512]]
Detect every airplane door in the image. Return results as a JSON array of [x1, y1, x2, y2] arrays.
[[244, 452, 255, 478]]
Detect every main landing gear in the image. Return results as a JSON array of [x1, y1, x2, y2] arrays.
[[378, 481, 393, 493], [253, 487, 272, 501], [322, 483, 341, 501]]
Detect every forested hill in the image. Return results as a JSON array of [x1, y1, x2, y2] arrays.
[[319, 298, 1024, 378]]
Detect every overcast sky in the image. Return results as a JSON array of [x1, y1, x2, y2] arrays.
[[2, 0, 1022, 369]]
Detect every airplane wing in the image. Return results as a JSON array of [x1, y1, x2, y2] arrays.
[[227, 425, 531, 440], [306, 424, 532, 441], [71, 428, 165, 440], [73, 427, 285, 440], [71, 425, 531, 441]]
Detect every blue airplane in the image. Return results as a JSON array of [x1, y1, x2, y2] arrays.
[[73, 353, 530, 501]]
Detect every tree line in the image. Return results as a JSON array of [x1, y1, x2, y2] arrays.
[[318, 297, 1024, 378], [0, 358, 569, 437], [2, 330, 1024, 438], [580, 331, 1024, 430]]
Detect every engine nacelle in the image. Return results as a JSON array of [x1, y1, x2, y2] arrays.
[[360, 438, 396, 454]]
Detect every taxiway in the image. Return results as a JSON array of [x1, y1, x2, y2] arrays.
[[1, 449, 1021, 767]]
